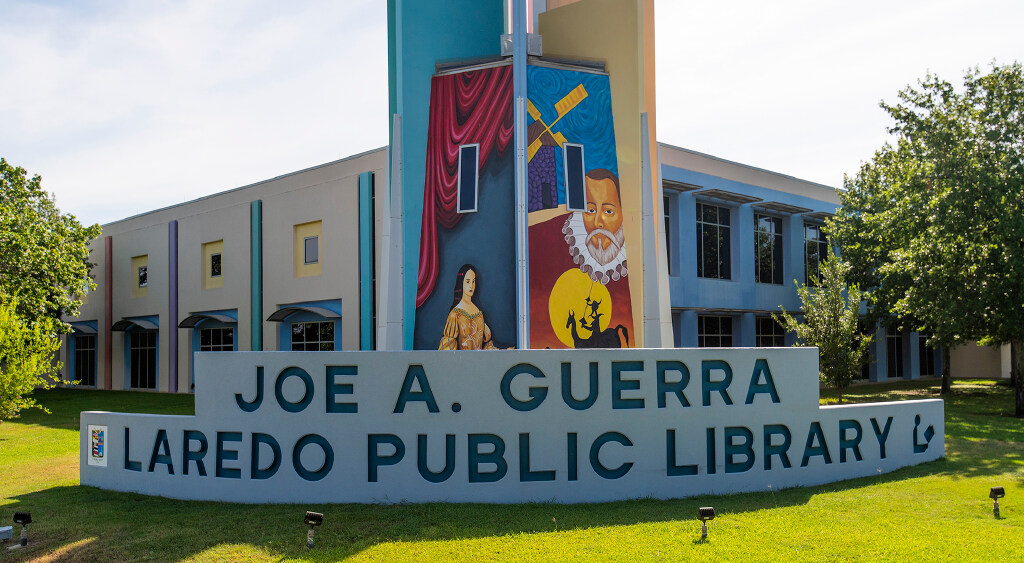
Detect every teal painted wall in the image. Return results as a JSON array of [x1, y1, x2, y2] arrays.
[[250, 200, 263, 351], [387, 0, 505, 348], [359, 171, 375, 350]]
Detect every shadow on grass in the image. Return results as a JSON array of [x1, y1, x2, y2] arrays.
[[5, 450, 1010, 563], [0, 483, 815, 561], [11, 388, 195, 431], [4, 381, 1021, 561]]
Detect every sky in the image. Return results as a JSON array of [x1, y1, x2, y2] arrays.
[[1, 0, 1022, 226]]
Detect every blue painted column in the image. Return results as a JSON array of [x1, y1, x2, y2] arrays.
[[908, 331, 921, 380], [168, 220, 178, 393], [680, 310, 698, 347], [871, 325, 887, 382], [737, 312, 755, 347], [734, 205, 754, 284], [250, 200, 263, 351], [359, 172, 376, 350], [786, 216, 804, 286]]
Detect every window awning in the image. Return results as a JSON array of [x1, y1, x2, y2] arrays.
[[662, 179, 703, 192], [692, 188, 763, 205], [752, 201, 813, 215], [178, 312, 238, 328], [267, 306, 341, 322], [70, 322, 97, 334], [112, 318, 158, 331], [803, 211, 836, 221]]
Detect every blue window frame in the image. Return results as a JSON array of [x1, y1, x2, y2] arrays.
[[291, 321, 335, 351], [804, 222, 828, 286], [698, 315, 733, 347], [71, 332, 97, 386], [271, 300, 342, 351], [129, 330, 158, 390], [697, 202, 731, 280], [186, 311, 238, 391], [755, 213, 784, 285]]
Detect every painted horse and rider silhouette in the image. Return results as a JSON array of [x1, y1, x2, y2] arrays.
[[564, 295, 629, 348]]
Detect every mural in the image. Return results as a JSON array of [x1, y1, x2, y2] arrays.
[[527, 65, 635, 349], [414, 64, 517, 350], [438, 264, 500, 350]]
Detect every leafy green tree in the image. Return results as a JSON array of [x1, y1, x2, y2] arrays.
[[0, 295, 62, 420], [831, 62, 1024, 416], [775, 247, 873, 403], [0, 158, 100, 328], [1, 158, 98, 419]]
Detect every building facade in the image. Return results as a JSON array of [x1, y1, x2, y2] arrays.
[[61, 142, 975, 393], [64, 149, 386, 393]]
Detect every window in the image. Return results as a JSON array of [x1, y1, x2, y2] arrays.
[[294, 221, 323, 277], [698, 315, 732, 347], [304, 236, 319, 265], [130, 330, 157, 389], [697, 203, 731, 279], [210, 253, 222, 277], [755, 214, 783, 285], [199, 327, 233, 352], [886, 330, 904, 379], [457, 144, 480, 213], [291, 321, 335, 351], [918, 332, 936, 377], [664, 195, 672, 275], [131, 255, 149, 298], [563, 143, 586, 212], [202, 240, 224, 289], [79, 279, 91, 306], [858, 319, 872, 380], [73, 333, 97, 386], [804, 223, 828, 286], [756, 316, 786, 347]]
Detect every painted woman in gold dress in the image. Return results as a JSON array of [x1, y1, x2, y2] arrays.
[[438, 264, 498, 350]]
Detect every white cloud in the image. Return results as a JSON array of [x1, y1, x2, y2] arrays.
[[655, 0, 1024, 187], [1, 0, 1022, 225], [0, 0, 388, 224]]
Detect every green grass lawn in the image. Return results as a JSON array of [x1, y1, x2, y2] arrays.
[[1, 380, 1022, 562]]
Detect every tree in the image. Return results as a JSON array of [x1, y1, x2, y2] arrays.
[[775, 247, 873, 404], [0, 158, 100, 328], [831, 62, 1024, 416], [0, 295, 62, 420], [1, 158, 99, 420]]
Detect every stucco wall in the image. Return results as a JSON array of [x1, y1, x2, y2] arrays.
[[951, 342, 1010, 379]]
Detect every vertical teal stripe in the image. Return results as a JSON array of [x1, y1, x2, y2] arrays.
[[359, 172, 375, 350], [250, 200, 263, 351]]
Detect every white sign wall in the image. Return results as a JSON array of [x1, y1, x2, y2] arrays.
[[80, 348, 944, 503]]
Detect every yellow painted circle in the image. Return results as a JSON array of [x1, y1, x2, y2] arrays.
[[548, 268, 613, 347]]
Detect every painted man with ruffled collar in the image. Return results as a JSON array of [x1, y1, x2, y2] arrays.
[[528, 168, 634, 349]]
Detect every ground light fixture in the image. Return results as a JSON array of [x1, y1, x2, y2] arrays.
[[304, 511, 323, 548], [698, 507, 715, 540], [13, 512, 31, 547], [990, 487, 1005, 518]]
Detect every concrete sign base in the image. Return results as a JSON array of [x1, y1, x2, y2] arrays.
[[81, 348, 943, 503]]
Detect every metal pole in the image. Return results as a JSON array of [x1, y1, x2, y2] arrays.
[[513, 0, 530, 349]]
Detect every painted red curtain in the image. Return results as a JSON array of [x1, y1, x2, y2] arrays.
[[417, 65, 514, 307]]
